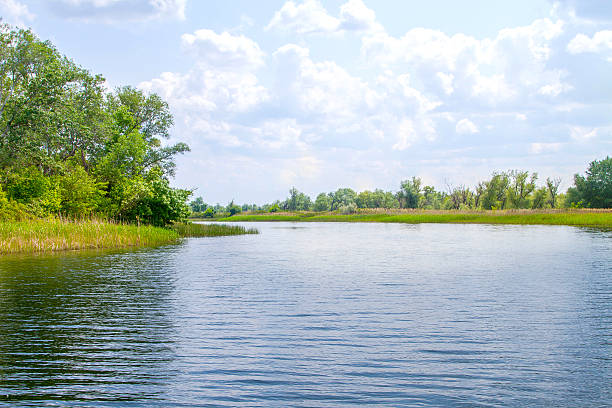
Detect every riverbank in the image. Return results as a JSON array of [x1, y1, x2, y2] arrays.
[[0, 219, 258, 254], [216, 209, 612, 228]]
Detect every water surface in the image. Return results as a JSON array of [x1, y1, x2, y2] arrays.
[[0, 222, 610, 407]]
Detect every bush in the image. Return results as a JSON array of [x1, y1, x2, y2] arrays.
[[339, 202, 357, 214], [58, 165, 106, 217], [4, 166, 61, 216]]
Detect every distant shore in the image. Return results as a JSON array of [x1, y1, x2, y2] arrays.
[[213, 209, 612, 228]]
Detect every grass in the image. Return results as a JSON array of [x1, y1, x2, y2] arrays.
[[171, 222, 258, 237], [219, 209, 612, 228], [0, 219, 259, 255]]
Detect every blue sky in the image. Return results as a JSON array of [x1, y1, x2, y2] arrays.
[[1, 0, 611, 204]]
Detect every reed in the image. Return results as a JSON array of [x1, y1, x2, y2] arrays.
[[171, 222, 258, 237], [0, 218, 180, 254], [220, 209, 612, 228]]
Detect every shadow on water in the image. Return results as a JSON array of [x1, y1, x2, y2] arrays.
[[0, 246, 180, 405]]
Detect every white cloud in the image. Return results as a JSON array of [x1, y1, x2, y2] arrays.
[[181, 29, 265, 70], [140, 29, 270, 151], [266, 0, 339, 34], [529, 142, 562, 154], [567, 30, 612, 54], [338, 0, 382, 32], [273, 43, 378, 119], [267, 0, 381, 34], [570, 126, 597, 141], [455, 118, 479, 135], [361, 18, 568, 105], [47, 0, 186, 22], [0, 0, 34, 26]]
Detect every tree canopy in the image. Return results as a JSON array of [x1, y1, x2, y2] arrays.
[[0, 25, 190, 225]]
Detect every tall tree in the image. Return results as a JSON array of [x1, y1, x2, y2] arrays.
[[571, 156, 612, 208], [398, 177, 422, 209]]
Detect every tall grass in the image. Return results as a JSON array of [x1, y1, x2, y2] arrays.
[[0, 218, 180, 254], [0, 219, 261, 254], [221, 209, 612, 228], [171, 222, 258, 237]]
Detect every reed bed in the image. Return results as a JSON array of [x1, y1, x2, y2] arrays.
[[222, 209, 612, 228], [0, 218, 180, 254], [171, 222, 258, 237]]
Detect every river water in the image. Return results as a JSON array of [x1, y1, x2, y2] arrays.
[[0, 222, 610, 407]]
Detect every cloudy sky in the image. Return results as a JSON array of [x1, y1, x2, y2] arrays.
[[1, 0, 611, 204]]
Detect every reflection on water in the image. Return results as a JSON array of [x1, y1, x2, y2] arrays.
[[0, 247, 180, 404], [0, 223, 611, 407]]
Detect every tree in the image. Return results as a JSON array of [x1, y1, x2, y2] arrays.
[[329, 188, 356, 211], [444, 186, 474, 210], [106, 86, 189, 178], [283, 187, 311, 211], [0, 25, 192, 224], [189, 196, 206, 213], [421, 185, 444, 209], [531, 186, 548, 209], [481, 172, 509, 210], [313, 193, 330, 211], [58, 164, 106, 217], [398, 177, 421, 208], [506, 170, 537, 209], [227, 201, 241, 216], [546, 177, 561, 208], [571, 156, 612, 208]]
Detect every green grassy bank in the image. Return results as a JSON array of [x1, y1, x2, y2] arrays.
[[218, 209, 612, 228], [0, 219, 258, 255]]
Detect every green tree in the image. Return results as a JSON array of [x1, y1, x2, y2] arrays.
[[506, 170, 537, 209], [189, 196, 206, 213], [329, 188, 356, 211], [531, 186, 548, 209], [58, 164, 106, 217], [284, 187, 312, 211], [444, 186, 474, 210], [227, 200, 242, 216], [313, 193, 331, 211], [398, 177, 421, 208], [480, 172, 509, 210], [546, 177, 561, 208], [571, 156, 612, 208]]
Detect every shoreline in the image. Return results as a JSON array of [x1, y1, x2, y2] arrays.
[[212, 209, 612, 228]]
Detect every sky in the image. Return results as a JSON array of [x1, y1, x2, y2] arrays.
[[1, 0, 611, 204]]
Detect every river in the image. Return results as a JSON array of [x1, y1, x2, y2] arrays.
[[0, 222, 610, 407]]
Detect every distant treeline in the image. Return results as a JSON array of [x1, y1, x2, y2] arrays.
[[0, 25, 191, 225], [190, 156, 612, 216]]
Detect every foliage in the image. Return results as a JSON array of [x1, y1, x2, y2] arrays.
[[283, 187, 312, 211], [506, 170, 537, 209], [58, 164, 106, 217], [569, 156, 612, 208], [0, 25, 191, 225], [339, 202, 358, 214], [480, 172, 510, 210], [313, 193, 331, 211], [227, 201, 242, 216], [329, 188, 357, 210], [398, 177, 421, 208], [189, 196, 207, 213]]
